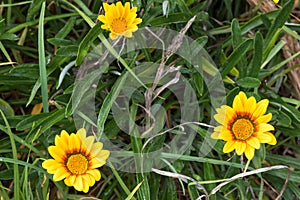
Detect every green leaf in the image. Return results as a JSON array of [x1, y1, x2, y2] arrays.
[[97, 72, 128, 137], [276, 110, 292, 127], [221, 39, 253, 78], [16, 108, 66, 141], [265, 0, 294, 46], [66, 62, 109, 116], [0, 98, 14, 117], [160, 177, 178, 200], [47, 38, 75, 47], [55, 16, 77, 39], [236, 77, 261, 88], [249, 32, 263, 77], [0, 32, 19, 41], [149, 13, 193, 26], [55, 45, 78, 57], [231, 19, 248, 78], [75, 22, 102, 66]]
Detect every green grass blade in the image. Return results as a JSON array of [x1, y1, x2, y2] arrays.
[[7, 13, 78, 34], [0, 1, 32, 7], [38, 2, 48, 112], [0, 110, 19, 200], [0, 157, 67, 199], [108, 162, 137, 200], [75, 22, 102, 66], [0, 41, 13, 62], [125, 181, 144, 200], [130, 104, 151, 200]]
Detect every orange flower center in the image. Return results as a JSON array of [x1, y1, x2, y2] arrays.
[[66, 153, 88, 175], [111, 18, 127, 33], [231, 118, 254, 140]]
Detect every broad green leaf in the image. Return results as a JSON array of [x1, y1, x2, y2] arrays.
[[149, 13, 193, 26], [249, 32, 263, 77], [55, 45, 78, 57], [231, 19, 247, 78], [0, 98, 14, 117], [221, 39, 253, 78], [55, 16, 77, 39], [47, 38, 75, 47], [236, 77, 261, 88], [265, 0, 294, 46]]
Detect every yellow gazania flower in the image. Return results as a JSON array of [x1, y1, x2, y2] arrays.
[[273, 0, 279, 3], [98, 2, 142, 40], [42, 128, 110, 193], [211, 91, 276, 160]]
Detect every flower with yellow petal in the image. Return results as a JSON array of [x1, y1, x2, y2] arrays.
[[273, 0, 279, 3], [211, 91, 276, 160], [42, 128, 110, 193], [98, 2, 142, 40]]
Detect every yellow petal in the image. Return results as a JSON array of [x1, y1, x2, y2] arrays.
[[82, 179, 89, 193], [110, 32, 119, 40], [133, 18, 142, 25], [42, 159, 63, 174], [214, 113, 226, 125], [124, 2, 130, 17], [220, 130, 234, 141], [98, 15, 106, 23], [69, 133, 81, 152], [64, 175, 76, 186], [266, 132, 277, 145], [211, 131, 220, 139], [55, 135, 68, 152], [253, 99, 269, 118], [74, 176, 84, 192], [103, 3, 110, 12], [48, 146, 65, 162], [246, 137, 260, 149], [116, 1, 123, 17], [224, 105, 235, 119], [256, 132, 272, 143], [82, 174, 94, 186], [255, 113, 272, 123], [87, 169, 101, 181], [258, 123, 274, 133], [53, 167, 69, 181], [123, 31, 133, 38], [233, 92, 247, 113], [78, 128, 95, 153], [90, 142, 104, 156], [235, 141, 246, 155], [244, 145, 255, 160], [245, 96, 257, 114], [223, 140, 236, 153], [91, 150, 110, 168]]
